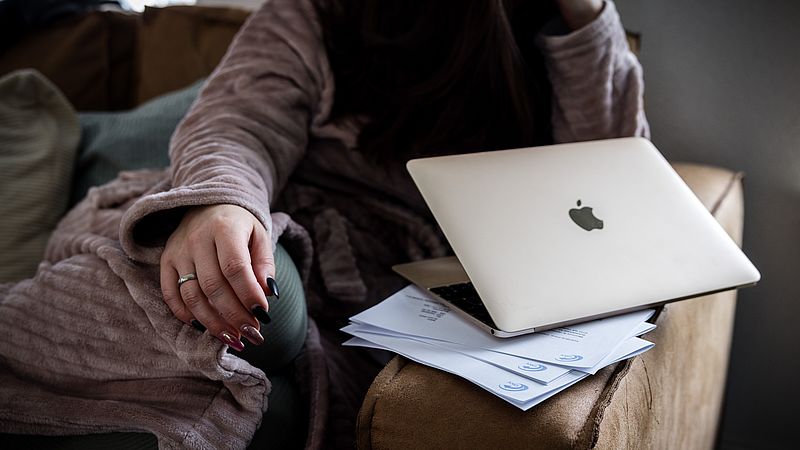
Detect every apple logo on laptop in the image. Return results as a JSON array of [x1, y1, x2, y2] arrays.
[[569, 200, 604, 231]]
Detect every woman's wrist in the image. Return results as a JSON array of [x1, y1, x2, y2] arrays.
[[555, 0, 604, 31]]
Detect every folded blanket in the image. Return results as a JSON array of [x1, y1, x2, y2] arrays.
[[0, 169, 315, 449]]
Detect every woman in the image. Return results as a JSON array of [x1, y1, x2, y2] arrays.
[[160, 0, 646, 351], [0, 0, 647, 448]]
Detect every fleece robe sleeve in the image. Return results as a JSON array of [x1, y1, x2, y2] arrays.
[[538, 0, 650, 143], [120, 0, 332, 264]]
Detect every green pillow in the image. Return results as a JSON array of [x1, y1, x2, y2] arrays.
[[70, 79, 205, 205]]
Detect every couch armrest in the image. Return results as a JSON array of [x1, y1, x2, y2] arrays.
[[356, 163, 744, 450]]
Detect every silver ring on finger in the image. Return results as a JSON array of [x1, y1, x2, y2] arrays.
[[178, 272, 198, 287]]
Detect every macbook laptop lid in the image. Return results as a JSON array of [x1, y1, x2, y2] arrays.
[[396, 137, 759, 336]]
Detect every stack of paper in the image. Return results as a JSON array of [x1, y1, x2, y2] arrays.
[[343, 285, 655, 410]]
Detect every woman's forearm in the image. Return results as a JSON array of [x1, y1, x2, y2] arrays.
[[537, 1, 650, 142]]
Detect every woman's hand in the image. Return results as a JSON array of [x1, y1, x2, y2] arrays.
[[555, 0, 604, 30], [160, 204, 276, 350]]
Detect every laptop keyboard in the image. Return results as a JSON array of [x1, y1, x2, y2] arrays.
[[429, 282, 498, 329]]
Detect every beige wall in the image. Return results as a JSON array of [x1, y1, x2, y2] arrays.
[[614, 0, 800, 448]]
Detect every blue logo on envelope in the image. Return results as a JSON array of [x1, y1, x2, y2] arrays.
[[556, 354, 583, 362], [518, 362, 547, 372], [499, 382, 529, 392]]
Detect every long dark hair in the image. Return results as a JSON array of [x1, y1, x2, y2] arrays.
[[314, 0, 558, 161]]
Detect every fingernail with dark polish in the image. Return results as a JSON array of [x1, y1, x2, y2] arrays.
[[191, 320, 206, 332], [241, 325, 265, 345], [267, 277, 280, 300], [219, 331, 245, 352], [252, 305, 272, 325]]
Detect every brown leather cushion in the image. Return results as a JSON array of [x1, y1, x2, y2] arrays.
[[0, 6, 249, 111], [136, 6, 250, 104], [0, 12, 138, 111], [357, 163, 745, 450]]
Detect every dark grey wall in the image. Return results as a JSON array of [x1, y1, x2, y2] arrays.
[[613, 0, 800, 447]]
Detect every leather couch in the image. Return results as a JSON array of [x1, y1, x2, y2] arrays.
[[0, 5, 744, 449]]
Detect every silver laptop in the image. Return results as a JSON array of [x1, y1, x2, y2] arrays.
[[393, 137, 759, 338]]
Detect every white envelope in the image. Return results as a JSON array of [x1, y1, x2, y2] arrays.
[[343, 334, 587, 410], [343, 318, 656, 383], [350, 285, 654, 368]]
